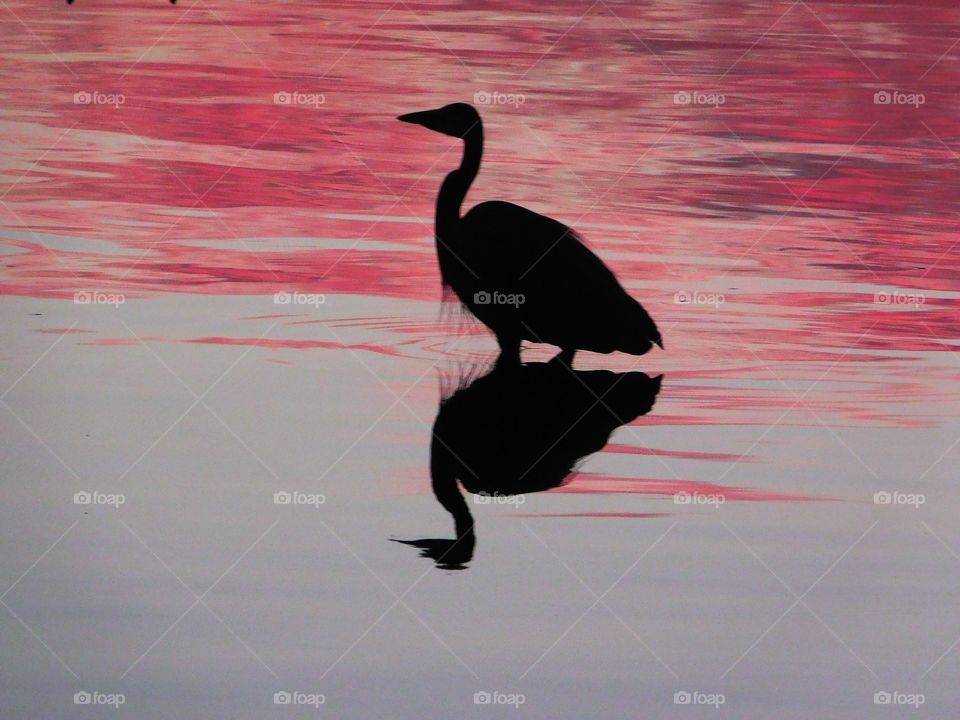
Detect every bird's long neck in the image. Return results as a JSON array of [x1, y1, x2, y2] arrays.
[[430, 428, 474, 541], [435, 126, 483, 242]]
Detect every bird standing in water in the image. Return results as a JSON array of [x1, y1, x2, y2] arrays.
[[398, 102, 661, 366]]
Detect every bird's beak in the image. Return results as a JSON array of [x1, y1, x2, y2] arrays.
[[397, 108, 446, 134]]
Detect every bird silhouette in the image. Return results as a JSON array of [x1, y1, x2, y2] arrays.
[[398, 102, 662, 367], [393, 357, 663, 569]]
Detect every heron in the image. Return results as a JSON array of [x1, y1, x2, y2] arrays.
[[398, 102, 662, 366]]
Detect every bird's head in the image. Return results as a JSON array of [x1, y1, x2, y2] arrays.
[[397, 103, 481, 139]]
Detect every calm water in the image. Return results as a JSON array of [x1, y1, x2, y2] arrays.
[[2, 1, 959, 718]]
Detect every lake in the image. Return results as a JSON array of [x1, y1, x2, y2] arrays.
[[1, 1, 959, 718]]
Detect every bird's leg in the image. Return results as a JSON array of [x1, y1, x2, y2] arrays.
[[495, 335, 521, 369], [552, 347, 576, 366]]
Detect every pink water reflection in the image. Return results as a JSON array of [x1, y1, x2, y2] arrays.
[[3, 0, 960, 499]]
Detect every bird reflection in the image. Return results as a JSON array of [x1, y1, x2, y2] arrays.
[[394, 357, 662, 569]]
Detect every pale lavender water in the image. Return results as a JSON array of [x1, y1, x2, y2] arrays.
[[1, 1, 959, 718]]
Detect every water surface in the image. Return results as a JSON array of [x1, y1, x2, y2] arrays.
[[2, 1, 959, 718]]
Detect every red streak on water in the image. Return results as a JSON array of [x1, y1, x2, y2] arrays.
[[602, 443, 751, 463], [553, 474, 834, 502], [81, 335, 405, 356]]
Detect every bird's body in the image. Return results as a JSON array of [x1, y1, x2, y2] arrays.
[[399, 103, 661, 364], [454, 200, 658, 356]]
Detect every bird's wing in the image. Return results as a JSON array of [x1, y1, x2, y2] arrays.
[[461, 200, 599, 280], [461, 201, 659, 351]]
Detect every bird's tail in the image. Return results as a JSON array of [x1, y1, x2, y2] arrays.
[[622, 300, 662, 354]]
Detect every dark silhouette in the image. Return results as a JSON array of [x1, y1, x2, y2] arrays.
[[394, 358, 662, 569], [398, 103, 662, 367]]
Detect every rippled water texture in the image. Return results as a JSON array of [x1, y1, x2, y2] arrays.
[[2, 2, 959, 718]]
